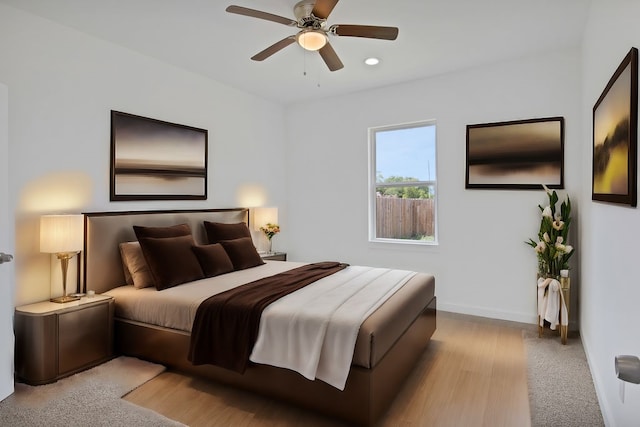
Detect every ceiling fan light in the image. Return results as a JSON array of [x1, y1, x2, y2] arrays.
[[297, 30, 327, 51]]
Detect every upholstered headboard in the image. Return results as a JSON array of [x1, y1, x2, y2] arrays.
[[82, 208, 249, 294]]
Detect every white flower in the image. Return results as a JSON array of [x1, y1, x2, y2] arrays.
[[528, 185, 574, 277]]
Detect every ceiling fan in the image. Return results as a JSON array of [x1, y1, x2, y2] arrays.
[[226, 0, 399, 71]]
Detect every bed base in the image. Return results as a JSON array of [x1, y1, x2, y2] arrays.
[[115, 296, 436, 426]]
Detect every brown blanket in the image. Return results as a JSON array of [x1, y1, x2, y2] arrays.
[[188, 261, 348, 373]]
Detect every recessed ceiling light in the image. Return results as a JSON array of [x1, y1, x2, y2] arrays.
[[364, 57, 380, 66]]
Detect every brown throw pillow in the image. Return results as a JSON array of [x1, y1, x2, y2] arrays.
[[119, 241, 155, 289], [219, 237, 265, 271], [203, 221, 251, 244], [138, 235, 204, 290], [191, 244, 235, 278], [133, 223, 192, 239]]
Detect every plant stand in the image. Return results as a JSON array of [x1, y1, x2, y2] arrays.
[[537, 276, 570, 344], [559, 276, 570, 344]]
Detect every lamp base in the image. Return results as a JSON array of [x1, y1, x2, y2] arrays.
[[50, 295, 81, 304]]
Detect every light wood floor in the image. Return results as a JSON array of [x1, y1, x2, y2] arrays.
[[124, 312, 531, 426]]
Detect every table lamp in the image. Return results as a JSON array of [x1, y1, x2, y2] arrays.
[[252, 207, 278, 231], [40, 214, 84, 303]]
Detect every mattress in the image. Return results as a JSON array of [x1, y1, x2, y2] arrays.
[[106, 260, 436, 369]]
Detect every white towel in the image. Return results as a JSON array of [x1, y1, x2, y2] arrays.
[[537, 277, 568, 330]]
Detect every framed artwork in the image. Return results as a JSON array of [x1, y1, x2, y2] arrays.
[[465, 117, 564, 189], [110, 111, 208, 201], [592, 47, 638, 207]]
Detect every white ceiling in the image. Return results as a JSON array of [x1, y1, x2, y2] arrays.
[[1, 0, 592, 105]]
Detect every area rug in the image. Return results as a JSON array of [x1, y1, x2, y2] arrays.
[[523, 329, 604, 427], [0, 356, 184, 426]]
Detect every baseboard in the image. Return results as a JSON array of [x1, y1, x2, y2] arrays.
[[437, 302, 537, 325], [580, 329, 612, 427]]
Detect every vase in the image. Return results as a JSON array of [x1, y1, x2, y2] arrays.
[[267, 238, 273, 254]]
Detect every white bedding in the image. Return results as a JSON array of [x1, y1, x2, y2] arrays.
[[106, 261, 305, 332], [250, 266, 415, 390], [105, 261, 414, 390]]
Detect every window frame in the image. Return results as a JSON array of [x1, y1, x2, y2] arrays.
[[368, 120, 438, 245]]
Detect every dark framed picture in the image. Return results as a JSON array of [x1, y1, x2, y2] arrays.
[[592, 47, 638, 207], [465, 117, 564, 189], [110, 111, 208, 201]]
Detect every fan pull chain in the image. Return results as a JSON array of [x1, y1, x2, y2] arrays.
[[300, 50, 320, 88], [303, 49, 307, 76]]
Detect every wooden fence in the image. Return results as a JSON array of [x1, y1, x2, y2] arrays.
[[376, 197, 435, 239]]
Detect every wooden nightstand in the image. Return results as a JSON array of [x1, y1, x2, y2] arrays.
[[261, 252, 287, 261], [14, 295, 114, 385]]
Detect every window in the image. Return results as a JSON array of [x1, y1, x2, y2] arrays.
[[368, 121, 437, 244]]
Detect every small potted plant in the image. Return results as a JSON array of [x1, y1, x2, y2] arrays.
[[260, 223, 280, 254], [526, 185, 574, 279]]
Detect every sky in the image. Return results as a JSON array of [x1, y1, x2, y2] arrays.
[[375, 124, 436, 182]]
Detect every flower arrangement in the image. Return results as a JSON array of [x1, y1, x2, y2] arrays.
[[260, 223, 280, 241], [526, 185, 574, 279]]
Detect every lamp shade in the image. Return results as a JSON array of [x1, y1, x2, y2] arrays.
[[252, 207, 278, 231], [297, 30, 327, 51], [40, 214, 84, 254]]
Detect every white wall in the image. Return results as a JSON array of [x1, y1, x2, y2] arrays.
[[284, 49, 582, 325], [0, 4, 287, 306], [0, 82, 15, 400], [581, 1, 640, 425]]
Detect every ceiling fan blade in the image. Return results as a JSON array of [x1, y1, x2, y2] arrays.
[[319, 42, 344, 71], [333, 24, 399, 40], [226, 5, 297, 26], [312, 0, 339, 20], [251, 36, 296, 61]]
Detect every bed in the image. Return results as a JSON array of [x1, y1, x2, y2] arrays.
[[82, 208, 436, 426]]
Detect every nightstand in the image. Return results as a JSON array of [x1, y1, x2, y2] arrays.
[[14, 295, 114, 385], [261, 252, 287, 261]]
